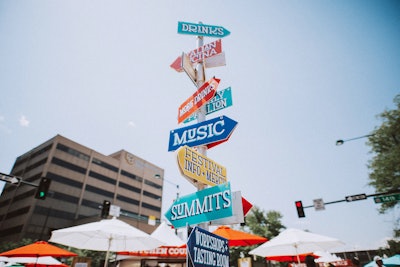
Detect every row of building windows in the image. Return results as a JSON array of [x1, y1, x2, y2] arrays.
[[56, 143, 90, 161]]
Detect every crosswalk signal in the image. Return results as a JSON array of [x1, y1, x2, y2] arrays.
[[295, 200, 305, 218], [35, 177, 51, 200], [101, 200, 111, 218]]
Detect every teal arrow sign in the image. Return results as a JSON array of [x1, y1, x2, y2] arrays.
[[165, 182, 232, 228], [178, 21, 230, 38]]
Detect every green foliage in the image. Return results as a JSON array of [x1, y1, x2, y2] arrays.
[[228, 206, 285, 267], [367, 94, 400, 214], [0, 238, 34, 253]]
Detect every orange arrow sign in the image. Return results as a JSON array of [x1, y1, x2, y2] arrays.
[[177, 77, 220, 124], [170, 39, 222, 72]]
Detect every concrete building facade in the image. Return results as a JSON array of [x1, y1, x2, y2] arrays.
[[0, 135, 164, 242]]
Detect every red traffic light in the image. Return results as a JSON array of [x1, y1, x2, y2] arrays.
[[295, 200, 305, 218]]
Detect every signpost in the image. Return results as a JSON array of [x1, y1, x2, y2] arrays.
[[184, 87, 233, 123], [187, 226, 229, 267], [313, 198, 325, 211], [164, 183, 232, 228], [177, 77, 220, 124], [176, 146, 227, 187], [169, 115, 238, 151], [0, 173, 19, 184], [374, 193, 400, 203], [345, 193, 367, 202], [178, 21, 230, 38]]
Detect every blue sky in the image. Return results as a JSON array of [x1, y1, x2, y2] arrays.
[[1, 0, 399, 251]]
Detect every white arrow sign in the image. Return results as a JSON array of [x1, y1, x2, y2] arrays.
[[0, 174, 19, 184]]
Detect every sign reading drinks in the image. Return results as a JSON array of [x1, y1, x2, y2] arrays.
[[176, 146, 227, 186], [165, 183, 232, 228], [178, 21, 231, 38], [187, 226, 229, 267]]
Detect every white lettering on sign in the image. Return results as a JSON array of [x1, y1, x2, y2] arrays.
[[179, 100, 194, 117], [182, 23, 225, 36], [189, 41, 219, 63], [194, 83, 216, 105], [192, 228, 229, 267], [173, 120, 225, 146], [169, 190, 231, 220]]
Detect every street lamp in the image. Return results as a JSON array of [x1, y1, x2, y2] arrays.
[[335, 134, 374, 146]]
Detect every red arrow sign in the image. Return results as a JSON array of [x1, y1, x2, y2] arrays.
[[177, 77, 220, 124], [170, 39, 222, 72]]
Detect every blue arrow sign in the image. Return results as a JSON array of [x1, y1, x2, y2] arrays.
[[164, 182, 232, 228], [178, 21, 230, 38], [168, 115, 238, 152], [187, 226, 229, 267]]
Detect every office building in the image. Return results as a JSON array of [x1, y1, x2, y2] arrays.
[[0, 135, 164, 242]]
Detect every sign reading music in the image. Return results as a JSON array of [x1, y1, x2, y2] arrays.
[[169, 115, 238, 152], [164, 182, 232, 228], [178, 77, 220, 124], [176, 145, 227, 187]]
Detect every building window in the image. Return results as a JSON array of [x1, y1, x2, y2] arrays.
[[51, 157, 87, 174], [116, 194, 140, 205], [118, 182, 141, 193], [91, 158, 118, 173], [89, 171, 116, 185], [85, 184, 114, 198], [46, 172, 83, 188], [144, 180, 162, 190], [56, 143, 90, 161], [143, 190, 161, 200], [121, 170, 143, 183], [141, 202, 161, 212]]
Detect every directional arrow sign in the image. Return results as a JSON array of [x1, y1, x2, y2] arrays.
[[345, 193, 367, 202], [164, 182, 232, 228], [187, 226, 229, 267], [184, 87, 233, 123], [178, 21, 230, 38], [170, 39, 222, 72], [176, 145, 227, 187], [169, 115, 238, 151], [177, 77, 220, 124], [0, 173, 19, 184]]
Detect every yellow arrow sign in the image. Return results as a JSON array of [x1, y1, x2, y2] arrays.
[[176, 146, 227, 187]]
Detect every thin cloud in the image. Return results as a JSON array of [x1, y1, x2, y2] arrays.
[[128, 121, 136, 127], [19, 115, 30, 127]]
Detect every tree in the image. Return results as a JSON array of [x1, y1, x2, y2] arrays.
[[367, 94, 400, 214], [229, 206, 286, 267]]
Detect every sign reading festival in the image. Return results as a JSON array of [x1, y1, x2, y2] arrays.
[[176, 145, 227, 187], [164, 182, 232, 228], [187, 226, 229, 267]]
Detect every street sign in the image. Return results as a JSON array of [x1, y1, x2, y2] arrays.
[[109, 204, 121, 217], [171, 39, 223, 72], [345, 193, 367, 202], [210, 191, 244, 225], [176, 145, 227, 187], [374, 193, 400, 204], [184, 87, 233, 123], [182, 52, 197, 86], [0, 173, 19, 184], [313, 198, 325, 211], [164, 182, 232, 228], [169, 115, 238, 151], [187, 226, 229, 267], [178, 21, 230, 38], [177, 77, 220, 124]]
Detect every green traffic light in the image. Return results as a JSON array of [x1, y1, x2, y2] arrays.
[[39, 191, 45, 198]]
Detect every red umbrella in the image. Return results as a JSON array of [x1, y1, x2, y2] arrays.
[[0, 241, 77, 257], [212, 226, 268, 247], [267, 254, 320, 262]]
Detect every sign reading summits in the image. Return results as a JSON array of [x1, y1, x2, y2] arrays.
[[178, 21, 231, 38]]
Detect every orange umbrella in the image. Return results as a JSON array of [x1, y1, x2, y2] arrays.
[[212, 226, 268, 247], [0, 241, 77, 257]]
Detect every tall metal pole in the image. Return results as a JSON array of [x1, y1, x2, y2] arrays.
[[195, 30, 208, 230]]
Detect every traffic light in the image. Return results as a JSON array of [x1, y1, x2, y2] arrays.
[[295, 200, 305, 218], [101, 200, 111, 218], [35, 177, 51, 200]]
